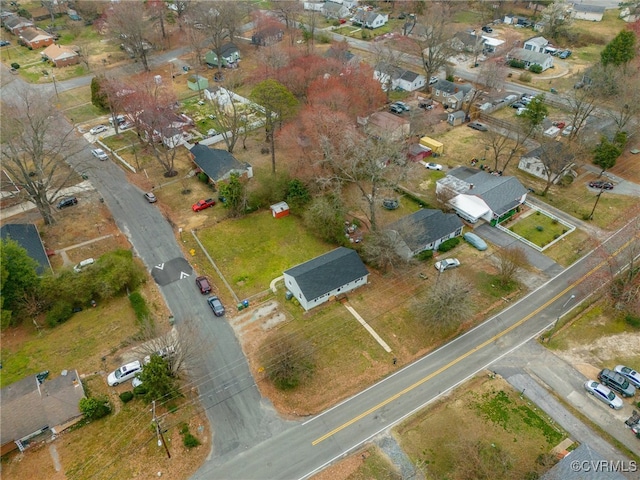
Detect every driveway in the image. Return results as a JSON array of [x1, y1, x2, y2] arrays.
[[493, 340, 640, 472], [474, 223, 565, 278]]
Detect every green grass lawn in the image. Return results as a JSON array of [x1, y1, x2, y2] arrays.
[[197, 211, 333, 299], [102, 131, 143, 151], [507, 210, 568, 248], [0, 296, 139, 388]]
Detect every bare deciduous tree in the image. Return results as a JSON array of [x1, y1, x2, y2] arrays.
[[362, 229, 415, 273], [420, 273, 473, 330], [480, 128, 527, 173], [495, 246, 528, 287], [533, 142, 576, 196], [259, 330, 315, 390], [563, 86, 598, 141], [1, 89, 86, 225], [108, 1, 153, 72], [477, 58, 508, 92]]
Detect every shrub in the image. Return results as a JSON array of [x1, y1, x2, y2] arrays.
[[509, 59, 525, 69], [197, 172, 208, 183], [529, 64, 543, 74], [46, 301, 74, 327], [317, 33, 331, 43], [536, 225, 544, 232], [79, 396, 112, 420], [519, 72, 532, 82], [416, 250, 434, 261], [438, 237, 460, 252], [11, 63, 20, 70], [625, 314, 640, 329], [129, 292, 150, 323], [119, 391, 134, 403], [133, 385, 148, 396], [183, 433, 201, 449]]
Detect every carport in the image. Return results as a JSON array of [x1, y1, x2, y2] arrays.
[[450, 195, 490, 223]]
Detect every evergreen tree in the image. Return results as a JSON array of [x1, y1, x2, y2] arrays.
[[601, 30, 636, 68]]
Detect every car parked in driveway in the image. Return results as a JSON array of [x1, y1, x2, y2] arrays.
[[73, 258, 94, 273], [107, 360, 142, 386], [467, 122, 488, 132], [614, 365, 640, 388], [389, 104, 404, 114], [434, 258, 460, 272], [584, 380, 624, 409], [392, 101, 410, 112], [207, 296, 225, 316], [143, 345, 176, 365], [57, 196, 78, 209], [0, 40, 11, 47], [192, 198, 216, 212], [429, 76, 439, 85], [559, 49, 572, 59], [89, 125, 108, 135], [425, 162, 443, 170], [463, 232, 487, 251], [598, 368, 636, 397], [144, 192, 157, 203], [195, 276, 212, 294], [589, 181, 614, 190], [91, 148, 108, 160]]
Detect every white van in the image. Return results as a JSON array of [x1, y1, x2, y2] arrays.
[[73, 258, 94, 273]]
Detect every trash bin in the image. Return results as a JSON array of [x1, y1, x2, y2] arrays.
[[242, 300, 249, 308], [285, 291, 294, 301], [237, 303, 244, 311]]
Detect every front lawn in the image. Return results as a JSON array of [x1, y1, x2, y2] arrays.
[[507, 210, 568, 249], [197, 211, 334, 299]]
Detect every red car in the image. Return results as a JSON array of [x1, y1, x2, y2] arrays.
[[195, 276, 212, 294], [192, 198, 216, 212]]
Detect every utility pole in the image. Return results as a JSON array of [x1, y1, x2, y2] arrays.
[[152, 400, 171, 459], [589, 189, 603, 220]]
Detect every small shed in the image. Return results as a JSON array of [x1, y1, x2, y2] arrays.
[[187, 75, 208, 91], [407, 143, 432, 162], [270, 201, 290, 218], [447, 110, 465, 126]]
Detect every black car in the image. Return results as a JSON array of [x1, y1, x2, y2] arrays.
[[0, 40, 10, 47], [468, 122, 488, 132], [57, 197, 78, 209], [481, 25, 493, 33], [207, 296, 225, 316], [511, 102, 525, 109], [389, 104, 404, 114], [589, 181, 614, 190]]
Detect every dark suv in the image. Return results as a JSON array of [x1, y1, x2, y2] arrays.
[[207, 296, 225, 317], [57, 197, 78, 209], [598, 368, 636, 397]]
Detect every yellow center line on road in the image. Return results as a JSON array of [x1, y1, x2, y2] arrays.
[[311, 237, 634, 446]]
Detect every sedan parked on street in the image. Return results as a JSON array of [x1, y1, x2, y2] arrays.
[[584, 380, 624, 409], [144, 192, 157, 203], [91, 148, 109, 161], [434, 258, 460, 272], [207, 296, 225, 317], [589, 181, 614, 190], [196, 276, 212, 294]]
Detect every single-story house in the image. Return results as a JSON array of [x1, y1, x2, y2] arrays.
[[324, 45, 360, 66], [359, 111, 410, 141], [436, 167, 528, 224], [508, 48, 554, 71], [304, 2, 324, 12], [0, 224, 52, 275], [447, 110, 466, 126], [322, 1, 349, 19], [251, 26, 284, 46], [373, 63, 425, 92], [431, 79, 474, 110], [541, 444, 627, 480], [18, 27, 54, 49], [571, 3, 606, 21], [481, 36, 505, 53], [283, 247, 369, 311], [189, 143, 253, 183], [386, 209, 464, 259], [205, 43, 240, 68], [452, 31, 486, 53], [519, 143, 575, 184], [0, 370, 86, 456], [187, 75, 208, 91], [3, 15, 34, 34], [41, 43, 80, 67], [352, 10, 388, 29], [523, 36, 549, 53]]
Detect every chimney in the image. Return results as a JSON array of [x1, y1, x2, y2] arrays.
[[469, 183, 474, 189]]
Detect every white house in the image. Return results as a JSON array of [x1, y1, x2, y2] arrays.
[[303, 2, 323, 12], [322, 1, 349, 19], [283, 247, 369, 311], [374, 63, 425, 92], [519, 143, 575, 184], [352, 10, 388, 29], [523, 36, 549, 53], [509, 48, 554, 71], [436, 167, 528, 224]]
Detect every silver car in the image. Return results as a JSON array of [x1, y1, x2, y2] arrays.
[[584, 380, 624, 409], [434, 258, 460, 272], [614, 365, 640, 389]]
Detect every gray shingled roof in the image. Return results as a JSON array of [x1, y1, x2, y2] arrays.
[[433, 79, 473, 96], [447, 167, 527, 216], [511, 48, 551, 65], [0, 370, 85, 447], [387, 209, 463, 252], [524, 142, 575, 163], [541, 443, 627, 480], [399, 70, 420, 82], [190, 143, 248, 182], [284, 247, 368, 301], [1, 223, 52, 275]]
